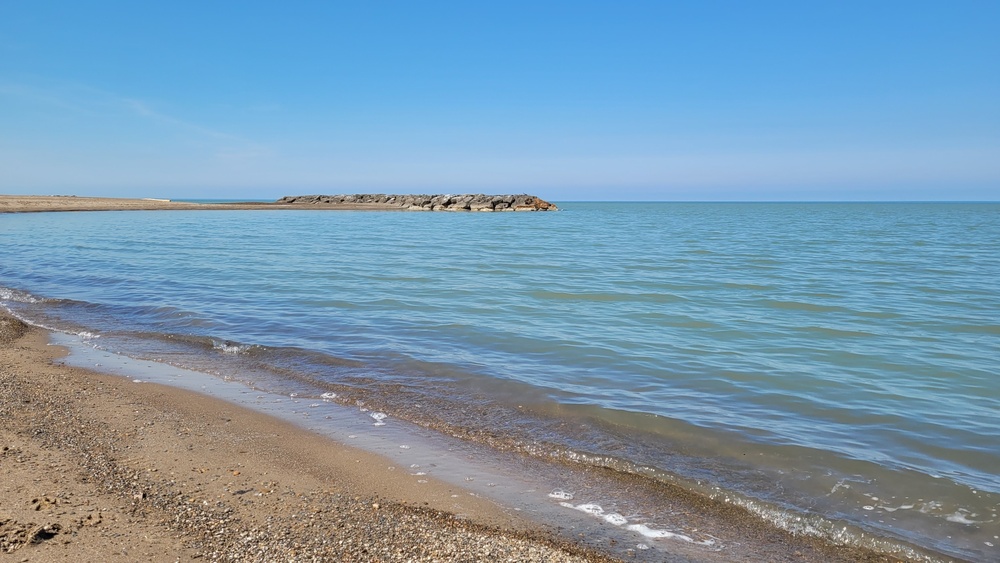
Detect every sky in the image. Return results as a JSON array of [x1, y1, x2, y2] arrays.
[[1, 1, 998, 201]]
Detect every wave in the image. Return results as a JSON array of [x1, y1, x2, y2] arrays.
[[530, 290, 689, 303]]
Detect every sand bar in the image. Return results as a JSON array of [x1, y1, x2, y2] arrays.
[[0, 195, 278, 213]]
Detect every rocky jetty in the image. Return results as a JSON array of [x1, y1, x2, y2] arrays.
[[275, 194, 558, 212]]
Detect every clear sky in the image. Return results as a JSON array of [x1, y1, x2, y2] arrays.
[[1, 1, 998, 201]]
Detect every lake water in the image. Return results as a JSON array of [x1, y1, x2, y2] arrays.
[[2, 202, 998, 561]]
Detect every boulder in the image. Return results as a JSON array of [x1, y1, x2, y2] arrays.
[[276, 194, 557, 211]]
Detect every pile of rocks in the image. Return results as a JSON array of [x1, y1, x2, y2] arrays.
[[276, 194, 558, 212]]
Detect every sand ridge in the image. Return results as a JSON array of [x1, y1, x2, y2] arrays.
[[0, 195, 272, 213]]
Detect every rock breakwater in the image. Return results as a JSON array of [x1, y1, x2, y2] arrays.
[[276, 194, 558, 212]]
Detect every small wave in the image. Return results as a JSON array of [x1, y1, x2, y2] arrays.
[[530, 290, 687, 304], [942, 324, 1000, 336], [721, 282, 775, 291], [715, 492, 939, 562], [0, 287, 45, 304], [757, 299, 850, 314], [0, 306, 102, 339], [212, 339, 254, 355], [801, 326, 876, 338]]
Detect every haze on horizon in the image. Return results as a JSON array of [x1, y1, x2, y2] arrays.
[[1, 2, 997, 202]]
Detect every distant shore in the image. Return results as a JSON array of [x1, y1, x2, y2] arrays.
[[0, 194, 557, 213], [0, 195, 268, 213]]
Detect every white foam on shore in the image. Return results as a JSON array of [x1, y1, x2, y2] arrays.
[[370, 411, 388, 426], [946, 510, 980, 525], [830, 479, 851, 494], [604, 513, 628, 526], [566, 502, 604, 517], [320, 392, 338, 401], [556, 500, 715, 546], [212, 340, 252, 355], [625, 523, 695, 542], [0, 288, 44, 303], [548, 489, 574, 500]]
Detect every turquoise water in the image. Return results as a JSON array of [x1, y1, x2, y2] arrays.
[[2, 202, 998, 560]]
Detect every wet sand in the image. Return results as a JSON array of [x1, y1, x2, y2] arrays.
[[0, 312, 911, 562], [0, 314, 616, 562]]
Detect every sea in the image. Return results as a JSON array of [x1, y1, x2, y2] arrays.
[[2, 202, 998, 561]]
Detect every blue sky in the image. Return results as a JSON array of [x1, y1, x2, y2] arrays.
[[1, 1, 998, 201]]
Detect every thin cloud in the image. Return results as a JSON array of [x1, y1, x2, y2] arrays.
[[1, 79, 272, 160], [0, 81, 92, 113], [120, 97, 275, 161], [122, 98, 245, 143]]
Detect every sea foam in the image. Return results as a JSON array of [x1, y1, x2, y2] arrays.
[[556, 500, 713, 545], [547, 489, 574, 500]]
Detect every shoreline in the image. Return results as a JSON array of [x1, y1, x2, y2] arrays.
[[0, 311, 911, 562], [0, 195, 256, 213], [0, 313, 613, 561]]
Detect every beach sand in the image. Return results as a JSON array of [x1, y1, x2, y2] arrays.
[[0, 195, 272, 213], [0, 313, 617, 562], [0, 312, 909, 562]]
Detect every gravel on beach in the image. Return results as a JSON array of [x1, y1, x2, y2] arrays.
[[0, 315, 616, 562], [0, 312, 905, 562]]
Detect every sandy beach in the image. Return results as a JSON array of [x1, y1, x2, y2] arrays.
[[0, 311, 912, 562], [0, 313, 618, 562], [0, 195, 281, 213]]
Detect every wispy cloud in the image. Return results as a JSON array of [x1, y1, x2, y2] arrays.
[[1, 79, 272, 160], [120, 97, 274, 160], [123, 98, 240, 142], [0, 81, 93, 113]]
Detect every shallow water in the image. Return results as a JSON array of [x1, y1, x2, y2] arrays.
[[2, 202, 998, 560]]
